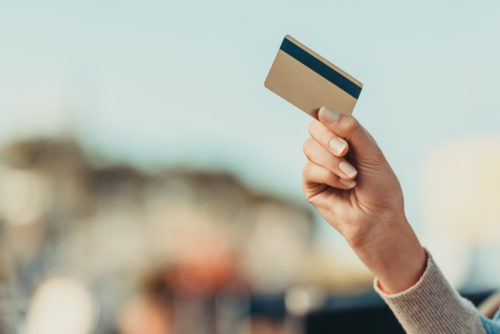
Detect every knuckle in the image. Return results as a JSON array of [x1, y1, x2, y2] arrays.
[[302, 162, 312, 176], [307, 120, 316, 135], [305, 194, 315, 204], [307, 119, 320, 137], [342, 116, 360, 133], [302, 138, 314, 154], [325, 171, 337, 185], [303, 189, 313, 203]]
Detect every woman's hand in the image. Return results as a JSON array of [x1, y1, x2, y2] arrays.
[[302, 106, 426, 293]]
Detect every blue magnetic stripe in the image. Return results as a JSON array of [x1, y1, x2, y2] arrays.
[[280, 38, 362, 99]]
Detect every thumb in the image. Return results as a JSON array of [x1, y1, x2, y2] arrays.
[[317, 106, 383, 162]]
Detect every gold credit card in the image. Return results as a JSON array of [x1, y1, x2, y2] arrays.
[[264, 35, 363, 118]]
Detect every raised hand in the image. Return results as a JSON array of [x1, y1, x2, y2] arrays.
[[302, 106, 426, 293]]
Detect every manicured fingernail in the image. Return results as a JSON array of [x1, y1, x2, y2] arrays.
[[339, 161, 357, 178], [339, 178, 356, 188], [319, 106, 340, 123], [329, 138, 346, 155]]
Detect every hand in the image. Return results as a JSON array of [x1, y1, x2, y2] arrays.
[[302, 106, 426, 293]]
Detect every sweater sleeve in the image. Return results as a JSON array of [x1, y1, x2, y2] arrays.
[[374, 250, 486, 334]]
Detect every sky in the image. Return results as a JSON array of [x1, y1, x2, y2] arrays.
[[1, 0, 500, 252]]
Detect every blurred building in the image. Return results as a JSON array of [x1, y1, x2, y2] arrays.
[[0, 137, 376, 334]]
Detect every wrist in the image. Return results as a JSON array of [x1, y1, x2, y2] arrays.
[[351, 217, 427, 294], [377, 250, 428, 294]]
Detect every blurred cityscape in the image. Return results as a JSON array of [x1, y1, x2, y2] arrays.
[[0, 136, 375, 334]]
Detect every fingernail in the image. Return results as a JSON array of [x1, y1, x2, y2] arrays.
[[319, 106, 340, 123], [339, 178, 356, 188], [329, 138, 347, 155], [339, 161, 357, 178]]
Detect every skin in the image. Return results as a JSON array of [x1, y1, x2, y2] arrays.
[[302, 107, 427, 294]]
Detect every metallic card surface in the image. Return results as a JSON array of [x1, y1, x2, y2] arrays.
[[265, 35, 363, 118]]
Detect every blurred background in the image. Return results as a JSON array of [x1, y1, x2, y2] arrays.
[[1, 0, 500, 333]]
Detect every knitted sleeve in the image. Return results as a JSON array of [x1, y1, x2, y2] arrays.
[[374, 250, 486, 334]]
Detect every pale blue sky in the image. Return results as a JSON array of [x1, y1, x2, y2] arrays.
[[1, 0, 500, 236]]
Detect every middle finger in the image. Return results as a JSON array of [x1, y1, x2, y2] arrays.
[[303, 137, 357, 180]]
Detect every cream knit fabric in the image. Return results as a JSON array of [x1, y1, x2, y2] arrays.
[[374, 251, 486, 334]]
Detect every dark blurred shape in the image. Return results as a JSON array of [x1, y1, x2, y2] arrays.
[[1, 137, 88, 170], [305, 290, 494, 334], [306, 305, 405, 334], [92, 165, 149, 198], [250, 294, 286, 319]]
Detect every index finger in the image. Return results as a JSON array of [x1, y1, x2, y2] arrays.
[[317, 106, 379, 157], [308, 119, 350, 157]]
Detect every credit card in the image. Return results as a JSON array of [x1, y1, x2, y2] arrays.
[[264, 35, 363, 118]]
